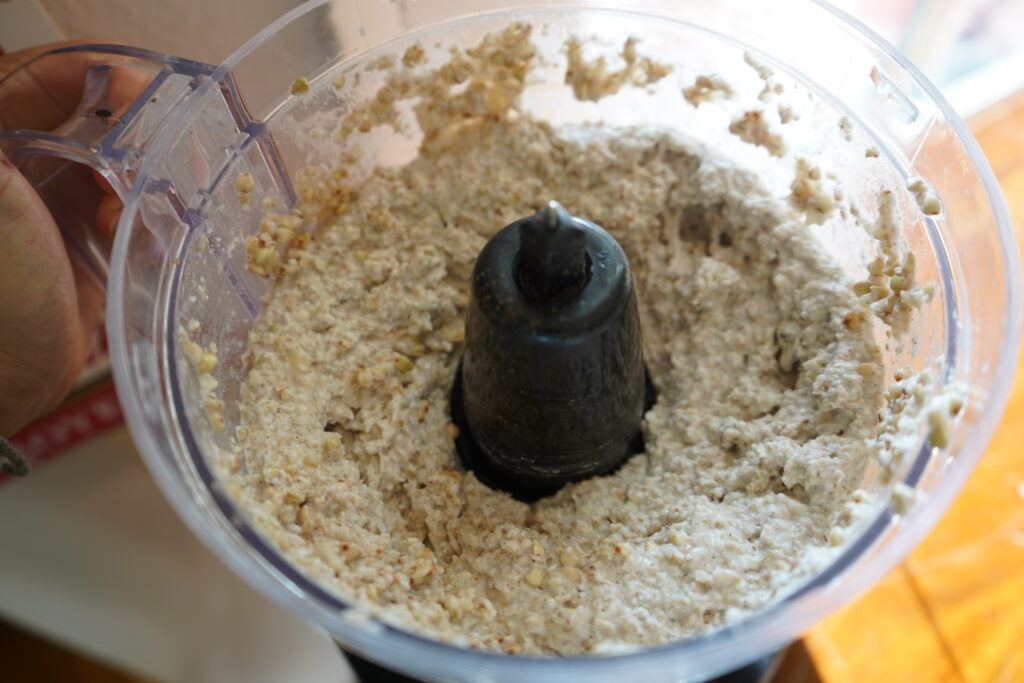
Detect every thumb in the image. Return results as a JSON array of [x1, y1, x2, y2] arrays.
[[0, 148, 83, 435]]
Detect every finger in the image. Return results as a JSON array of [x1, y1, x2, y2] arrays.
[[0, 41, 152, 134], [69, 248, 106, 380], [0, 41, 97, 131], [95, 192, 123, 243], [91, 167, 117, 194], [0, 149, 80, 430], [92, 169, 123, 243]]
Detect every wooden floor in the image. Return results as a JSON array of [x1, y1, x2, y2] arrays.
[[3, 94, 1022, 683], [805, 91, 1024, 683]]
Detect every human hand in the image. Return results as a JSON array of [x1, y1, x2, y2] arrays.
[[0, 43, 124, 436]]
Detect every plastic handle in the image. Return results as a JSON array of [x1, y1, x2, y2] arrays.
[[0, 45, 216, 286]]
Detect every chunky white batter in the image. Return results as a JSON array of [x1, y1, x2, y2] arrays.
[[225, 25, 890, 655]]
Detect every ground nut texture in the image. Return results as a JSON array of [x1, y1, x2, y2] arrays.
[[232, 32, 885, 655]]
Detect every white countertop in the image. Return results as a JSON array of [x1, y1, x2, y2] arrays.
[[0, 426, 355, 683]]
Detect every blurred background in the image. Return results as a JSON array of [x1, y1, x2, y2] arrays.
[[5, 0, 1024, 115], [1, 1, 1022, 682]]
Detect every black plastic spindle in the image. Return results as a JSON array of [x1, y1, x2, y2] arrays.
[[451, 201, 654, 501]]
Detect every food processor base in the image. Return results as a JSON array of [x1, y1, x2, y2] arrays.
[[340, 649, 784, 683]]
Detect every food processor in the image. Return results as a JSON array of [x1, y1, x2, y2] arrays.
[[1, 0, 1020, 681]]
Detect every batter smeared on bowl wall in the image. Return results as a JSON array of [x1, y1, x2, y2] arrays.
[[194, 24, 945, 655]]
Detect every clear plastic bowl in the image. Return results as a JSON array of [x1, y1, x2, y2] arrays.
[[2, 0, 1019, 680]]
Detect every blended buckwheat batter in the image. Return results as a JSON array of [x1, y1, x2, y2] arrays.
[[212, 24, 914, 655]]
